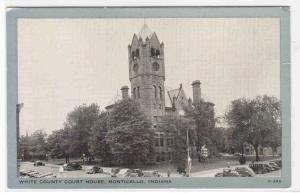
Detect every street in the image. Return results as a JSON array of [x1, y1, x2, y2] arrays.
[[20, 162, 281, 178]]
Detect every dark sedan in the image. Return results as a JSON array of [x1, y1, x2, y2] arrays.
[[63, 163, 82, 171]]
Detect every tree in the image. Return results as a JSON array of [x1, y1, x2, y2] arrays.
[[105, 98, 154, 167], [88, 111, 112, 165], [225, 95, 281, 161], [185, 100, 216, 153], [158, 114, 195, 169], [47, 129, 66, 159], [62, 103, 101, 158], [28, 130, 48, 160], [19, 134, 30, 161]]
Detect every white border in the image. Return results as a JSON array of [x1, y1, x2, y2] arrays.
[[1, 0, 300, 192]]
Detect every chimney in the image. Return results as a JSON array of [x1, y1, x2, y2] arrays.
[[192, 80, 201, 105], [121, 86, 129, 99]]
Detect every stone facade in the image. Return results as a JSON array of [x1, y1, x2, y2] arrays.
[[128, 25, 166, 125]]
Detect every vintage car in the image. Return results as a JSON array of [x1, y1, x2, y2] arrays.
[[234, 166, 255, 177], [249, 162, 274, 174], [142, 170, 162, 177], [33, 160, 45, 166], [63, 163, 82, 171], [111, 168, 135, 177], [86, 166, 103, 174], [214, 168, 240, 177], [269, 162, 280, 170], [132, 169, 144, 177]]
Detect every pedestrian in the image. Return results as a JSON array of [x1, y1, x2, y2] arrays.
[[59, 165, 64, 178], [82, 153, 85, 165], [167, 168, 171, 177]]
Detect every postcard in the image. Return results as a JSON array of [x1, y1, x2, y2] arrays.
[[6, 7, 291, 189]]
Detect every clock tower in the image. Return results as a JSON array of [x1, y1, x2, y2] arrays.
[[128, 24, 165, 125]]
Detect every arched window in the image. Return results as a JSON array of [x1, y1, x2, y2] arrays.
[[136, 49, 139, 58], [158, 86, 162, 99], [153, 85, 157, 98], [132, 51, 136, 60], [156, 49, 160, 58], [151, 48, 155, 57], [137, 87, 140, 98], [133, 88, 136, 99]]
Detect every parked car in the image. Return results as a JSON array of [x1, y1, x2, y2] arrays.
[[268, 162, 280, 170], [234, 166, 255, 177], [222, 168, 240, 177], [263, 162, 277, 171], [249, 162, 274, 174], [273, 159, 282, 168], [142, 170, 162, 177], [33, 160, 45, 167], [132, 169, 143, 177], [214, 168, 240, 177], [86, 166, 103, 174], [63, 163, 82, 171], [111, 168, 134, 177]]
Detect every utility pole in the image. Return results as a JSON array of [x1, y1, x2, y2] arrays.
[[186, 128, 191, 177]]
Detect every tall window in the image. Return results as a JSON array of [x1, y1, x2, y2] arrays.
[[151, 48, 155, 57], [153, 85, 157, 98], [136, 49, 139, 58], [156, 49, 160, 58], [133, 88, 136, 99], [155, 132, 164, 147], [137, 87, 140, 98], [159, 133, 164, 147], [158, 86, 162, 99]]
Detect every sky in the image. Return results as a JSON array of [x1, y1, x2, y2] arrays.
[[18, 18, 280, 135]]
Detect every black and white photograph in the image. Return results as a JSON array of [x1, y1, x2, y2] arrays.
[[15, 16, 283, 180]]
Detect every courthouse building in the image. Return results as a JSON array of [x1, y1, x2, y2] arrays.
[[106, 24, 215, 163]]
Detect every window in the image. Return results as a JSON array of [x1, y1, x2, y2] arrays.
[[156, 49, 160, 58], [159, 133, 164, 147], [155, 138, 159, 147], [152, 62, 159, 71], [151, 48, 155, 57], [156, 153, 160, 162], [155, 132, 165, 147], [153, 116, 159, 124], [133, 88, 136, 99], [153, 85, 157, 98], [158, 86, 162, 99], [137, 87, 140, 98], [136, 49, 140, 58], [133, 63, 138, 74], [161, 152, 165, 161]]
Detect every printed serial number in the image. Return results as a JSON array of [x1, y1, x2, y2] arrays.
[[268, 179, 281, 183]]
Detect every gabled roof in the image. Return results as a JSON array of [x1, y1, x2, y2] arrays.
[[165, 84, 188, 108]]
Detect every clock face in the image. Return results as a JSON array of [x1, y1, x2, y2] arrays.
[[133, 63, 139, 74], [152, 62, 160, 71]]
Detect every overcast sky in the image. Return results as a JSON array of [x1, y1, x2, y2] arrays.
[[18, 18, 280, 135]]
